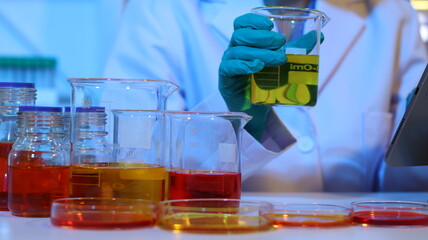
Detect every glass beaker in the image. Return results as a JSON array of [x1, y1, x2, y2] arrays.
[[67, 79, 177, 202], [69, 110, 167, 203], [250, 7, 330, 106], [112, 110, 167, 202], [67, 78, 179, 145], [167, 112, 251, 200]]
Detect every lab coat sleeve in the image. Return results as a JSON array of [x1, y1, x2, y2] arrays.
[[193, 91, 296, 180]]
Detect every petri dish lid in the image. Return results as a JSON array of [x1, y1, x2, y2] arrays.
[[51, 197, 155, 229]]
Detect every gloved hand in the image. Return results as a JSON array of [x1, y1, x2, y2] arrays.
[[219, 13, 322, 140]]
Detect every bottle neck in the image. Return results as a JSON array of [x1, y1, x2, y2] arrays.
[[75, 111, 108, 138], [17, 111, 64, 136], [0, 87, 37, 116]]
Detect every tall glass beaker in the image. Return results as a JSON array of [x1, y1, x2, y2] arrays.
[[250, 7, 330, 106], [67, 79, 178, 202], [167, 112, 251, 200], [67, 78, 178, 146]]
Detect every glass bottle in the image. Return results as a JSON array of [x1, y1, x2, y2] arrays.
[[69, 106, 112, 198], [0, 82, 36, 211], [8, 106, 69, 217]]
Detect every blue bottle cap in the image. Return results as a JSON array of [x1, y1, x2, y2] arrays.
[[76, 107, 105, 112], [63, 106, 71, 112], [19, 106, 62, 112], [0, 82, 35, 88]]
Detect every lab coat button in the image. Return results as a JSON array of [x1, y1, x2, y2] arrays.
[[298, 136, 314, 152]]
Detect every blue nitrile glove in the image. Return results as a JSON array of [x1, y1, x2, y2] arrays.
[[219, 13, 322, 140]]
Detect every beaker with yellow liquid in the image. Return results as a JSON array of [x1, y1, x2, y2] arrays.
[[67, 79, 178, 203], [250, 7, 329, 106]]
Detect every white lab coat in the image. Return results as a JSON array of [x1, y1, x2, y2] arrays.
[[104, 0, 428, 192]]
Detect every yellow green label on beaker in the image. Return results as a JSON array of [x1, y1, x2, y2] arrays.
[[250, 54, 319, 106]]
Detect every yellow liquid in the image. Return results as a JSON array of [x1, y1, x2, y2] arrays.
[[158, 212, 273, 233], [70, 162, 165, 202], [265, 213, 352, 228], [251, 54, 319, 106]]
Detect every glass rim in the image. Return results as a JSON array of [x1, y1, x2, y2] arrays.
[[352, 200, 428, 210], [67, 77, 179, 88], [168, 111, 252, 120], [252, 6, 326, 16], [112, 109, 165, 114], [270, 202, 352, 213], [251, 6, 330, 25], [158, 198, 272, 206], [52, 197, 154, 205]]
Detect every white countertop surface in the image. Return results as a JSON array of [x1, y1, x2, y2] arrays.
[[1, 192, 428, 240]]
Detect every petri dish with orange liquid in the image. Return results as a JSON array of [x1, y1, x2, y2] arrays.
[[50, 197, 155, 229], [265, 202, 353, 228], [156, 198, 274, 233], [352, 200, 428, 226]]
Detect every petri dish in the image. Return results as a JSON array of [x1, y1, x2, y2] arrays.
[[50, 197, 155, 229], [156, 198, 274, 233], [352, 200, 428, 226], [265, 202, 353, 228]]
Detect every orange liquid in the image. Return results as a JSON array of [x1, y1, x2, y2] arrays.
[[70, 162, 165, 202], [8, 158, 70, 217], [51, 211, 154, 229], [266, 213, 352, 227], [0, 142, 13, 210], [158, 213, 273, 233]]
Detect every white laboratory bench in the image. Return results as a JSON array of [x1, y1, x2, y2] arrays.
[[1, 192, 428, 240]]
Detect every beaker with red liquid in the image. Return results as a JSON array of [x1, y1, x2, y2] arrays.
[[8, 106, 69, 217], [0, 82, 36, 211], [167, 112, 251, 200]]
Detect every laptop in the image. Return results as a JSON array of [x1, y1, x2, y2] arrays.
[[385, 63, 428, 167]]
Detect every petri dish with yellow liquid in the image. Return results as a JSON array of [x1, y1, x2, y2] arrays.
[[265, 202, 353, 228], [50, 197, 155, 229], [156, 198, 274, 233]]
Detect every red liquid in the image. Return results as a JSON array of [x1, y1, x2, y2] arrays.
[[353, 210, 428, 226], [0, 142, 13, 210], [8, 150, 70, 217], [168, 170, 241, 200], [51, 211, 154, 229]]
